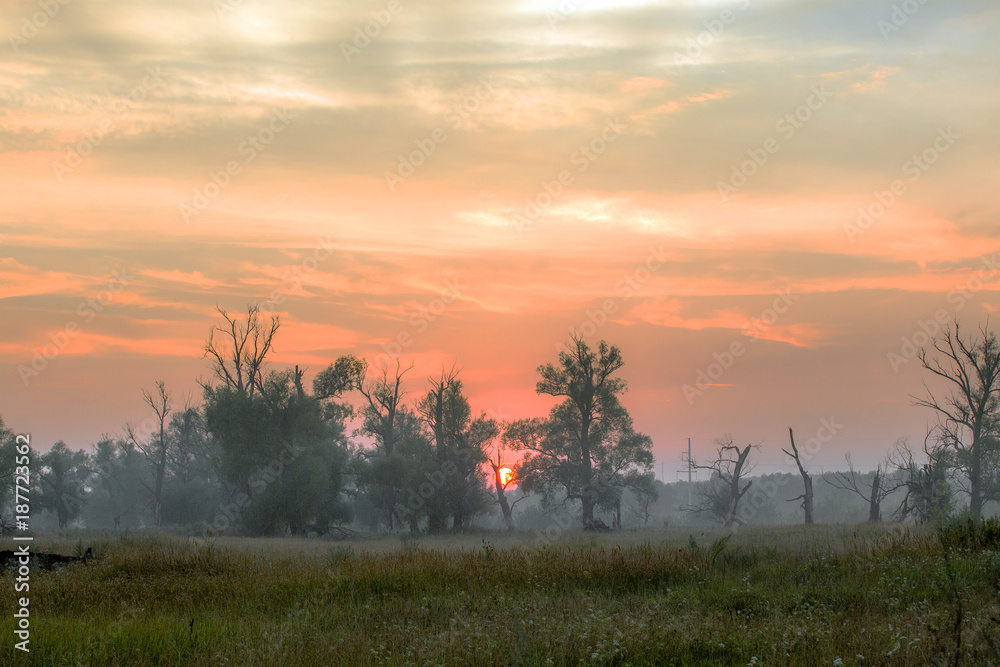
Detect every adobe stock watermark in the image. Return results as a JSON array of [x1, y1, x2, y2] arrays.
[[17, 267, 133, 385], [844, 127, 959, 243], [555, 245, 669, 355], [384, 76, 497, 192], [179, 107, 295, 222], [878, 0, 930, 40], [52, 66, 169, 182], [375, 276, 467, 368], [673, 0, 751, 70], [682, 289, 799, 404], [511, 117, 626, 232], [887, 253, 1000, 373], [8, 0, 71, 53], [717, 85, 833, 202]]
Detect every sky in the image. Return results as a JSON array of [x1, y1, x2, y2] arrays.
[[1, 0, 999, 478]]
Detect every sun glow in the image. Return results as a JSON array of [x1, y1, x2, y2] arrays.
[[498, 467, 515, 487]]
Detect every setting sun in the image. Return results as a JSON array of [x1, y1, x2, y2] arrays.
[[498, 467, 515, 487]]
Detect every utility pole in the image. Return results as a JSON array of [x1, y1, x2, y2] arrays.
[[687, 437, 692, 506], [679, 438, 693, 506]]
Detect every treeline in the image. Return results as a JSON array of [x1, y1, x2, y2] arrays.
[[2, 309, 998, 535], [0, 305, 655, 536]]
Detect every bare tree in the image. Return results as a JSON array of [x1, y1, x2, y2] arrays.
[[203, 304, 280, 399], [690, 435, 757, 527], [783, 428, 814, 524], [127, 380, 172, 527], [357, 359, 414, 456], [627, 477, 658, 527], [489, 423, 528, 531], [913, 321, 1000, 519], [828, 447, 906, 523]]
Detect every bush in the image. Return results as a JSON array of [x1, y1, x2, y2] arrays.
[[936, 516, 1000, 551]]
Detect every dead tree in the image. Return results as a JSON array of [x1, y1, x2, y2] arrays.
[[783, 428, 814, 524], [689, 435, 757, 527], [127, 381, 172, 527], [828, 449, 906, 523], [202, 304, 280, 399]]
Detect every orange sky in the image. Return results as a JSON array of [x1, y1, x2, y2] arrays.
[[2, 0, 999, 475]]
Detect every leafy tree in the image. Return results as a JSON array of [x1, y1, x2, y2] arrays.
[[201, 307, 351, 536], [515, 337, 653, 528], [892, 436, 956, 522], [361, 408, 436, 533], [85, 436, 150, 529], [914, 321, 1000, 518], [159, 407, 224, 526], [592, 424, 655, 528], [416, 366, 466, 532], [204, 368, 351, 535], [349, 359, 414, 530], [37, 441, 90, 529]]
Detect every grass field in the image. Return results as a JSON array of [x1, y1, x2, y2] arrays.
[[3, 523, 999, 666]]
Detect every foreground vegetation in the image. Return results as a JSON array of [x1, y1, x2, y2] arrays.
[[4, 523, 1000, 666]]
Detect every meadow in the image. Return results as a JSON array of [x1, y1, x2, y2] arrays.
[[3, 523, 999, 666]]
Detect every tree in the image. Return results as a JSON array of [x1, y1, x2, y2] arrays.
[[0, 416, 17, 527], [528, 335, 640, 528], [205, 369, 352, 535], [86, 436, 149, 530], [159, 407, 223, 526], [416, 366, 465, 532], [592, 426, 656, 529], [783, 428, 814, 524], [914, 321, 1000, 518], [203, 304, 279, 399], [689, 436, 756, 527], [202, 308, 351, 536], [353, 359, 414, 530], [892, 435, 955, 522], [37, 442, 90, 529], [626, 475, 659, 527], [127, 380, 172, 527], [491, 423, 528, 530], [828, 446, 906, 523], [448, 413, 496, 528]]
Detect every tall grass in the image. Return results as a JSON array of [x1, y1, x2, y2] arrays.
[[2, 524, 998, 665]]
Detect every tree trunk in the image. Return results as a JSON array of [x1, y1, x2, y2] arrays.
[[867, 470, 882, 522], [154, 427, 166, 528], [580, 416, 594, 528], [428, 383, 447, 533], [970, 441, 982, 519], [802, 475, 814, 524], [494, 468, 514, 531], [786, 428, 813, 525]]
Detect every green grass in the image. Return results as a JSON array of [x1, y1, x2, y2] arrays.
[[3, 524, 999, 665]]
